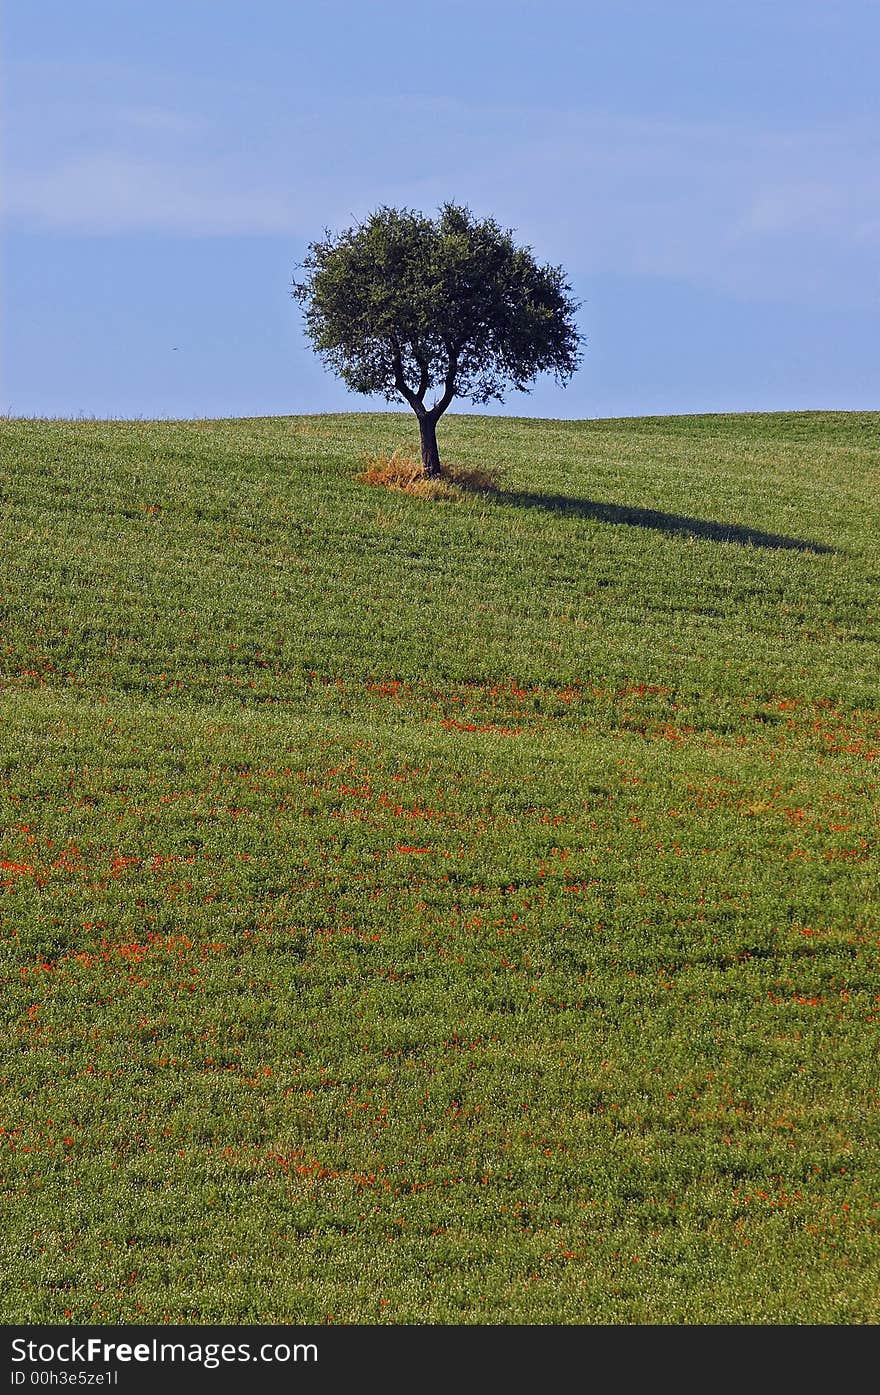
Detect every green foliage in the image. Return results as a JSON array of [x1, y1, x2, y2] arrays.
[[1, 410, 879, 1323], [292, 204, 582, 414]]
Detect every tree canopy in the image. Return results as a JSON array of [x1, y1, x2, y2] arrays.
[[292, 204, 583, 475]]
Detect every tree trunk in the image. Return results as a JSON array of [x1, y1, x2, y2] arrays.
[[418, 414, 442, 478]]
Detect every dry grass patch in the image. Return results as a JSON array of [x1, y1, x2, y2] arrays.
[[360, 450, 500, 500]]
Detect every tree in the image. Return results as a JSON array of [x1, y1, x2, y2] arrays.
[[292, 204, 583, 477]]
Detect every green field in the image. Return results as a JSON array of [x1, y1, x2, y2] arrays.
[[1, 409, 878, 1323]]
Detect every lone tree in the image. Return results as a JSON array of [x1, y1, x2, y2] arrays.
[[292, 204, 583, 477]]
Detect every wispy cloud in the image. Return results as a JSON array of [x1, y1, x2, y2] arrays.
[[393, 107, 879, 308], [114, 105, 209, 135], [5, 88, 877, 310], [6, 153, 303, 235]]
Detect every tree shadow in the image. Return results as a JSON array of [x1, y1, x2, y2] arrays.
[[474, 486, 835, 554]]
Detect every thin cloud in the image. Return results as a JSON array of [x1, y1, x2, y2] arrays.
[[115, 106, 209, 135], [393, 107, 878, 309], [6, 153, 302, 235], [5, 97, 876, 311]]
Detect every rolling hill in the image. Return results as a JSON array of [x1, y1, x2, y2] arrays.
[[1, 409, 878, 1322]]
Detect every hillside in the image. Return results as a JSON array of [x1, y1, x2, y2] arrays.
[[1, 410, 878, 1322]]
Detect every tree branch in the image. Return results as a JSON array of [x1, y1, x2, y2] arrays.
[[390, 339, 425, 418], [427, 346, 458, 421], [412, 348, 430, 403]]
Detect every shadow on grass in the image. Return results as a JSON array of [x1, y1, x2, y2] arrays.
[[470, 486, 835, 554]]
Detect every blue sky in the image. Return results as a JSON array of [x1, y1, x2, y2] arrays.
[[3, 0, 878, 419]]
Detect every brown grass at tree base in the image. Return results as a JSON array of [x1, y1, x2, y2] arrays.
[[359, 450, 500, 500]]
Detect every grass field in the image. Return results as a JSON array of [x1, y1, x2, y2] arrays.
[[1, 408, 878, 1323]]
